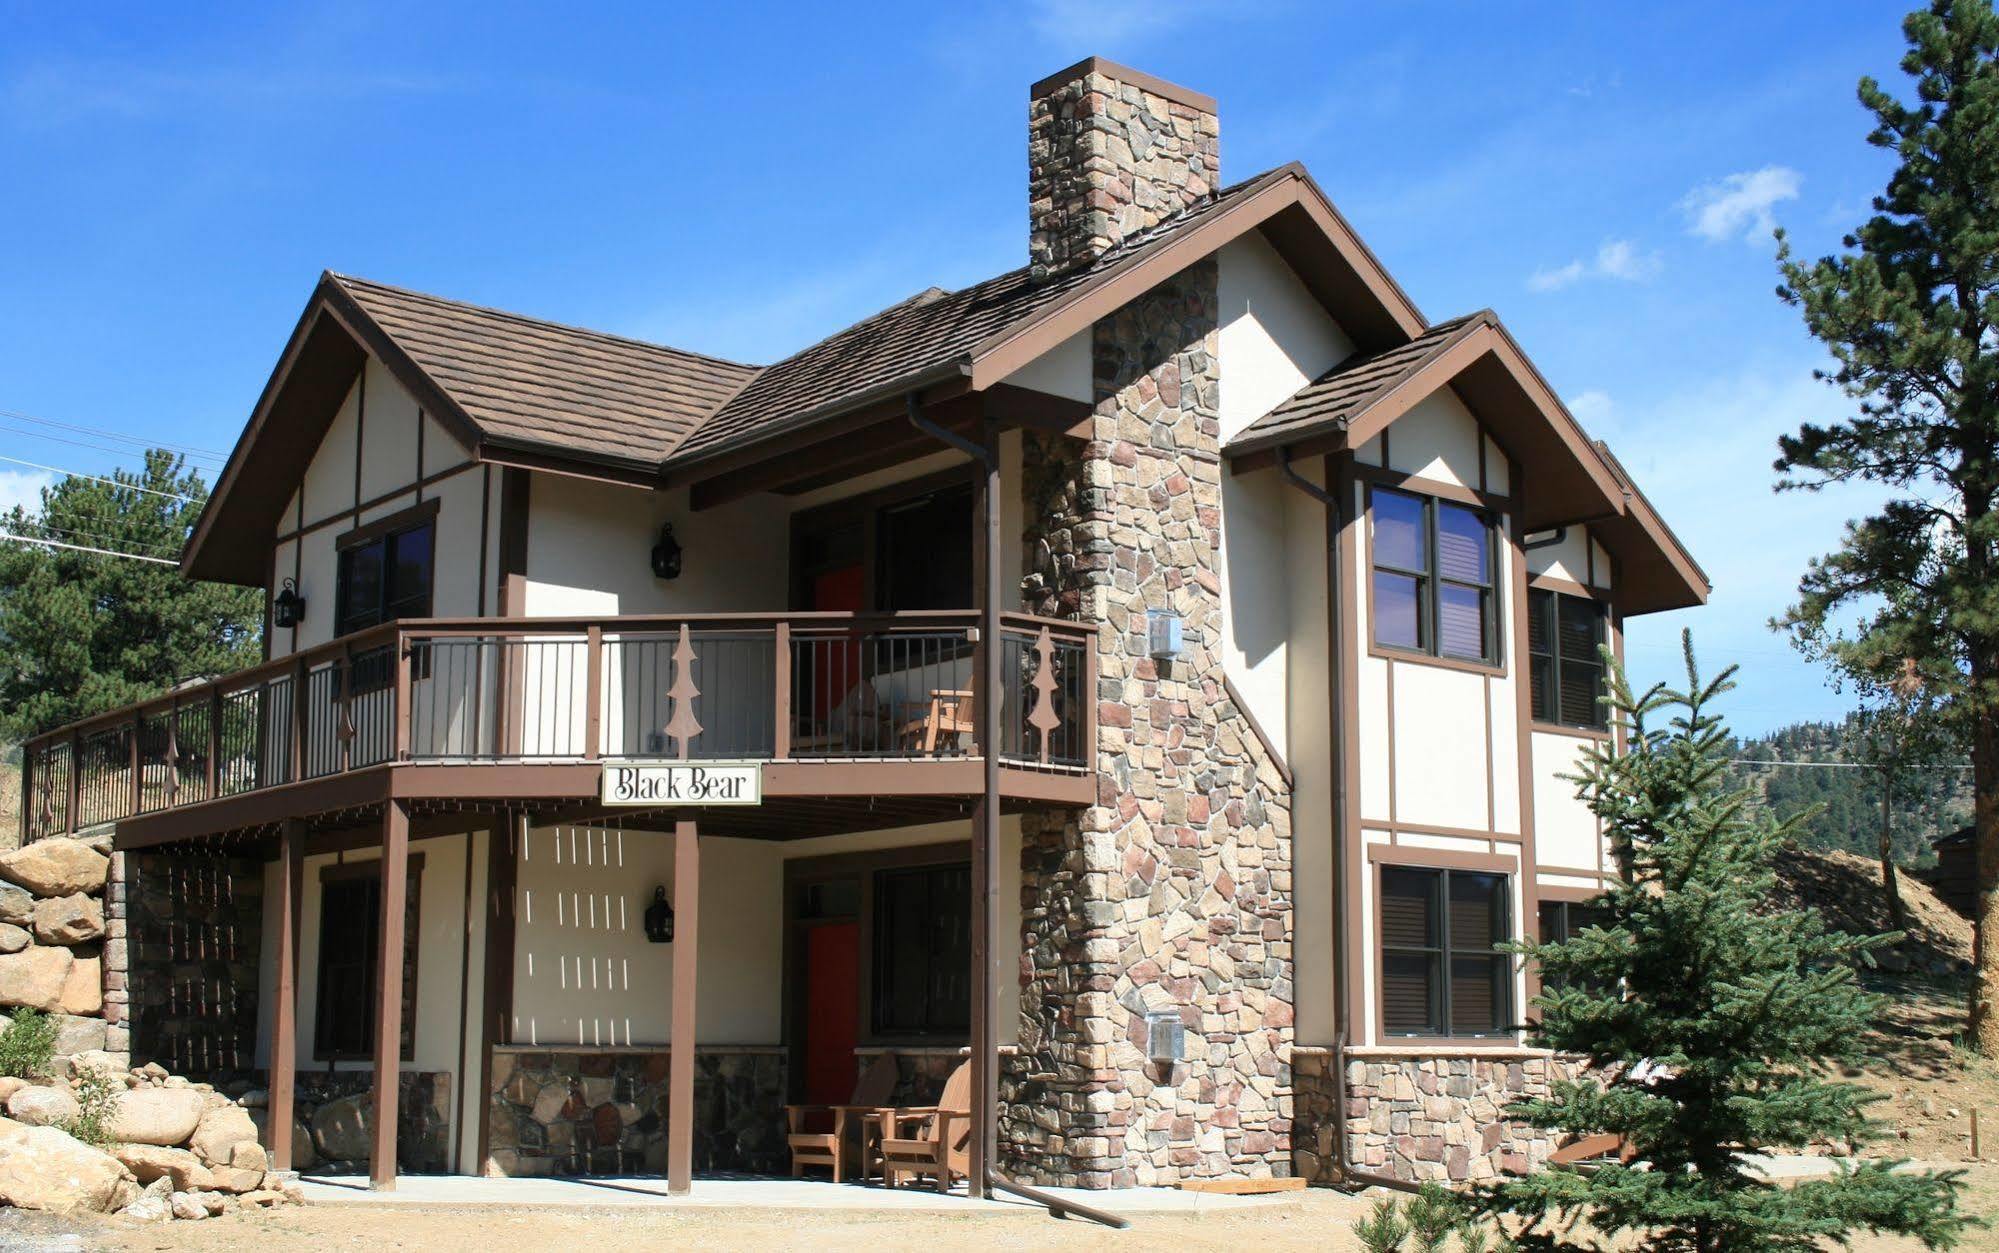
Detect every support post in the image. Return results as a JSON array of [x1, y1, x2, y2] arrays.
[[370, 800, 410, 1190], [772, 621, 791, 760], [667, 819, 700, 1196], [969, 414, 1002, 1198], [269, 819, 304, 1171]]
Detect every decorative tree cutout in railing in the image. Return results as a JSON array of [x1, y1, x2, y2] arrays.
[[663, 624, 703, 760], [33, 754, 58, 835], [1028, 626, 1061, 765]]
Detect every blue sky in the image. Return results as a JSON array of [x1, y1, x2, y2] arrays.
[[0, 1, 1922, 734]]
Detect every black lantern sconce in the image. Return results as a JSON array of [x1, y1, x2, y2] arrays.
[[650, 523, 683, 581], [643, 885, 675, 943], [272, 578, 305, 629]]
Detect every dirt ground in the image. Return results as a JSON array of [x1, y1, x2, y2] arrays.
[[0, 1166, 1978, 1252]]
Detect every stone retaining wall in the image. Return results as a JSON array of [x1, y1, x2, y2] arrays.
[[486, 1048, 785, 1178], [285, 1070, 452, 1174], [1293, 1050, 1577, 1185], [0, 835, 117, 1064]]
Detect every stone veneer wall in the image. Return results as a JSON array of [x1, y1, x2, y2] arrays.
[[1028, 66, 1220, 280], [287, 1070, 453, 1174], [123, 849, 262, 1080], [1008, 256, 1295, 1189], [1292, 1050, 1578, 1185], [487, 1048, 785, 1178]]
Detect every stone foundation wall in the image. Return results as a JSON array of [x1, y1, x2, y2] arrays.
[[487, 1048, 785, 1178], [125, 849, 261, 1080], [1293, 1050, 1578, 1185], [281, 1070, 452, 1174], [0, 834, 119, 1064]]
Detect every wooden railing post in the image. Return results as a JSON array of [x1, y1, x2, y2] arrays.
[[394, 633, 413, 762], [290, 656, 308, 784], [771, 621, 791, 760], [17, 748, 30, 846], [207, 687, 223, 800], [127, 715, 142, 820], [583, 626, 602, 761], [338, 643, 354, 774], [65, 731, 81, 836]]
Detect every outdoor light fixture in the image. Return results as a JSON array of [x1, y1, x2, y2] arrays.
[[650, 523, 683, 580], [1145, 1009, 1185, 1065], [643, 885, 675, 943], [1145, 610, 1184, 660], [272, 578, 305, 629]]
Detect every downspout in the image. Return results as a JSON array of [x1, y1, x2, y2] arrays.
[[906, 392, 1131, 1230], [1277, 449, 1420, 1197]]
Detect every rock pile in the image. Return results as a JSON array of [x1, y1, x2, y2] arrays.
[[0, 1055, 302, 1221], [0, 836, 117, 1061]]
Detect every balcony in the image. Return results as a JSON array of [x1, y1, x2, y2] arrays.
[[17, 611, 1097, 846]]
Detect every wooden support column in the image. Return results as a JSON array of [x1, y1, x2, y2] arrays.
[[369, 800, 410, 1190], [268, 819, 304, 1171], [667, 819, 699, 1196], [969, 414, 1002, 1199]]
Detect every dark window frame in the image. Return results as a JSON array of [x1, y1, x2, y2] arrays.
[[871, 862, 971, 1037], [1368, 485, 1501, 667], [1378, 864, 1513, 1039], [1536, 896, 1611, 993], [1527, 587, 1609, 730], [312, 855, 423, 1063], [335, 509, 437, 640]]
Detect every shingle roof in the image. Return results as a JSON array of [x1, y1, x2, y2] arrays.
[[330, 274, 760, 467], [672, 166, 1298, 463], [1225, 311, 1488, 455]]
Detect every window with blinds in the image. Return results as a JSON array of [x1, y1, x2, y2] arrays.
[[1370, 486, 1499, 664], [1380, 865, 1512, 1037], [1527, 588, 1607, 729], [1536, 897, 1611, 992]]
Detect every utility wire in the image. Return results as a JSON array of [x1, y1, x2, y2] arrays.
[[0, 421, 226, 472], [0, 406, 229, 461], [1730, 758, 1974, 771], [0, 456, 200, 504], [0, 533, 179, 565], [16, 520, 182, 557]]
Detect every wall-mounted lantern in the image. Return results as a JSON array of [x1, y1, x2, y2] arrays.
[[272, 578, 305, 629], [1145, 611, 1184, 661], [1145, 1008, 1185, 1066], [643, 885, 675, 943], [651, 524, 683, 580]]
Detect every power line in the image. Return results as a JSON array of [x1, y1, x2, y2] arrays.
[[17, 520, 182, 558], [0, 421, 226, 472], [0, 533, 179, 565], [0, 456, 200, 504], [1729, 758, 1973, 771], [0, 406, 229, 461]]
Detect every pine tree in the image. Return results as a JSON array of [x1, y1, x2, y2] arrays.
[[1772, 0, 1999, 1050], [1474, 636, 1972, 1252], [0, 450, 261, 738]]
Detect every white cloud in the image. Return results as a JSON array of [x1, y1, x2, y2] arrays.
[[1566, 390, 1615, 426], [1528, 239, 1662, 292], [1680, 166, 1802, 243], [0, 469, 52, 518]]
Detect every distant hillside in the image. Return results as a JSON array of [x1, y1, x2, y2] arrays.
[[1729, 716, 1971, 869]]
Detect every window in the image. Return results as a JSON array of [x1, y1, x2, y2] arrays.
[[336, 520, 435, 638], [313, 859, 422, 1061], [1528, 589, 1607, 729], [1371, 487, 1499, 664], [1537, 898, 1610, 992], [1380, 866, 1512, 1037], [872, 863, 970, 1035]]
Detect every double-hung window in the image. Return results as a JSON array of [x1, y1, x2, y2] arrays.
[[1536, 897, 1610, 992], [1527, 589, 1607, 729], [1380, 866, 1512, 1037], [1371, 488, 1499, 664]]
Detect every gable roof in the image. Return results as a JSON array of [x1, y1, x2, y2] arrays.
[[1227, 313, 1484, 455]]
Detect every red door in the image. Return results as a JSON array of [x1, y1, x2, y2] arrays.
[[808, 566, 867, 744], [801, 921, 861, 1105]]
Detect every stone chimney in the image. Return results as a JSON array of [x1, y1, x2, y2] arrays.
[[1028, 58, 1219, 281]]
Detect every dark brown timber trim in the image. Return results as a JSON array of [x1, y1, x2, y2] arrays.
[[335, 496, 441, 551], [267, 819, 302, 1170], [666, 820, 699, 1195], [369, 799, 410, 1190]]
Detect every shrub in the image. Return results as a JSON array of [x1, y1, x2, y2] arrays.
[[0, 1008, 58, 1080], [63, 1062, 120, 1148]]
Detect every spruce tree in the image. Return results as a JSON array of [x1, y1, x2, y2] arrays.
[[1474, 636, 1971, 1252]]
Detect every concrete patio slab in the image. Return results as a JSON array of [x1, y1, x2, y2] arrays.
[[295, 1174, 1302, 1216]]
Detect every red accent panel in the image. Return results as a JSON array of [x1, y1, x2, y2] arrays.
[[802, 921, 861, 1106]]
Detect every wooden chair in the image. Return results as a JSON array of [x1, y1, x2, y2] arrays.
[[785, 1052, 900, 1183], [899, 689, 975, 754], [875, 1060, 972, 1192]]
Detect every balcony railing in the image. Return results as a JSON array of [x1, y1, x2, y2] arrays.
[[17, 610, 1096, 843]]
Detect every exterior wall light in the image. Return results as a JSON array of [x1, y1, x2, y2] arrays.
[[1145, 610, 1184, 660], [1145, 1008, 1185, 1065], [651, 523, 683, 580], [644, 884, 675, 943], [272, 578, 305, 629]]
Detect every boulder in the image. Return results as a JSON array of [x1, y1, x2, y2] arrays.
[[7, 1085, 79, 1127], [229, 1140, 268, 1173], [0, 885, 33, 927], [0, 1115, 29, 1143], [0, 946, 72, 1012], [0, 840, 109, 899], [310, 1092, 371, 1162], [111, 1143, 211, 1191], [68, 1050, 121, 1080], [121, 1194, 171, 1223], [49, 1013, 105, 1057], [205, 1164, 263, 1193], [188, 1104, 258, 1165], [32, 895, 103, 946], [169, 1190, 207, 1220], [0, 1077, 28, 1105], [240, 1188, 286, 1207], [110, 1087, 207, 1147], [0, 1125, 130, 1213], [0, 925, 28, 955], [57, 956, 101, 1017], [247, 1107, 316, 1171]]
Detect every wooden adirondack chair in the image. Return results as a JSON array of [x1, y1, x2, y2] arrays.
[[874, 1060, 972, 1192], [785, 1051, 900, 1183], [900, 689, 975, 755]]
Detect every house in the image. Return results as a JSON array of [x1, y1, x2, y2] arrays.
[[15, 58, 1705, 1193]]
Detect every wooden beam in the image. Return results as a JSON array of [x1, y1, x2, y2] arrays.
[[267, 819, 303, 1171], [369, 799, 410, 1190], [667, 819, 699, 1196], [475, 814, 519, 1177]]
